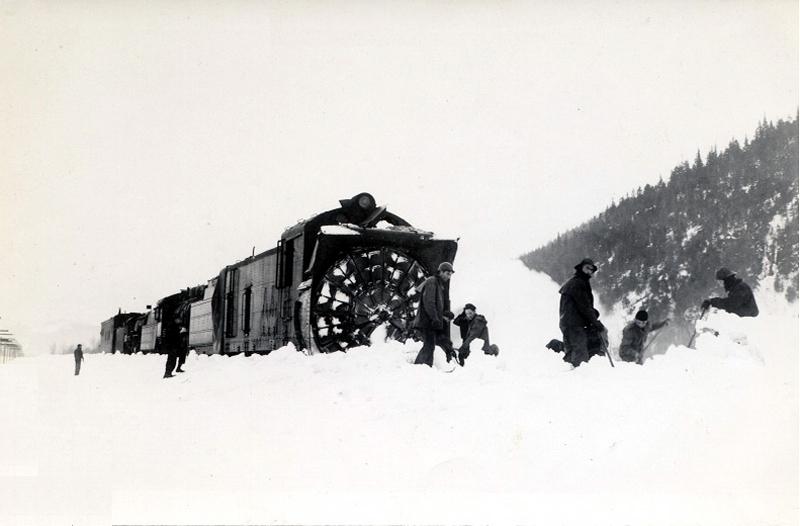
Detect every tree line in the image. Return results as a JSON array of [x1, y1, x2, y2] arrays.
[[521, 114, 798, 336]]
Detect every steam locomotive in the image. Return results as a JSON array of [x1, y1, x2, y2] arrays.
[[99, 193, 458, 356]]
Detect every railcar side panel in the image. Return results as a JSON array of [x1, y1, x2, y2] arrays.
[[140, 312, 158, 352], [221, 247, 284, 354], [100, 318, 115, 354], [189, 278, 216, 354], [189, 299, 213, 352]]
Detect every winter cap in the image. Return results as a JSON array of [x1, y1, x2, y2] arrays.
[[464, 303, 477, 311], [715, 267, 735, 280], [574, 258, 598, 271], [437, 262, 455, 273], [635, 310, 649, 322]]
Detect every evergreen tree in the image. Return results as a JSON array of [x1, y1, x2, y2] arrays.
[[521, 115, 799, 347]]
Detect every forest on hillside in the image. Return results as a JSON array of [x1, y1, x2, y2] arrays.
[[522, 115, 798, 338]]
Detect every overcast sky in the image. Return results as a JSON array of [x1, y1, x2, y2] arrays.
[[1, 1, 797, 353]]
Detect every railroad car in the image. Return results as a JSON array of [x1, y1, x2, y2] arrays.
[[136, 287, 205, 354], [103, 192, 457, 356], [214, 192, 457, 354], [99, 311, 142, 354]]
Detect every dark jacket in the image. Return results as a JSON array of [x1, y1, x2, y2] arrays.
[[709, 276, 759, 317], [412, 275, 450, 330], [74, 347, 83, 362], [453, 312, 489, 349], [558, 271, 599, 330], [618, 320, 668, 362]]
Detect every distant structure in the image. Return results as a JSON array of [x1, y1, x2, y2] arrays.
[[0, 329, 23, 364]]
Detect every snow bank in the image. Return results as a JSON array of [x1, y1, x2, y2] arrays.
[[1, 257, 797, 526]]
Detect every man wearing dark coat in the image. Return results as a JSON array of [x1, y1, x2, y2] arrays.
[[175, 326, 189, 373], [163, 318, 181, 378], [701, 267, 759, 317], [453, 303, 498, 366], [618, 310, 669, 364], [73, 344, 84, 376], [412, 262, 456, 367], [558, 258, 605, 367]]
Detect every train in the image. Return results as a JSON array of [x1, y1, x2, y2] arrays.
[[99, 192, 458, 356]]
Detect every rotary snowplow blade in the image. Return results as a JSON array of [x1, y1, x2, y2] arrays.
[[297, 227, 457, 354]]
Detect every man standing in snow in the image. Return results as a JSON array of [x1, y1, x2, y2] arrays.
[[453, 303, 499, 366], [175, 326, 189, 373], [558, 258, 604, 367], [73, 344, 84, 376], [163, 317, 181, 378], [618, 310, 669, 364], [701, 267, 759, 317], [412, 262, 456, 367]]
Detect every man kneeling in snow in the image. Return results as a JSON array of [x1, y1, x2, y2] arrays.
[[701, 267, 759, 318], [546, 309, 607, 362], [546, 331, 608, 364], [453, 303, 499, 366], [558, 258, 606, 367], [619, 310, 669, 364]]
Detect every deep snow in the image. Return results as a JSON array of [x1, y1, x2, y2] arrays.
[[1, 261, 797, 525]]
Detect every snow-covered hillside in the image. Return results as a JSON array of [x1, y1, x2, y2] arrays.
[[1, 260, 797, 526], [522, 116, 799, 349]]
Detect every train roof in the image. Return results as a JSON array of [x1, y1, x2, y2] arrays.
[[225, 245, 279, 271], [155, 285, 207, 307]]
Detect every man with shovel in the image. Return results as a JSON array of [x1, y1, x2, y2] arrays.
[[619, 310, 669, 364]]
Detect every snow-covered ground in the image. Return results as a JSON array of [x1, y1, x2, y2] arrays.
[[1, 260, 797, 525]]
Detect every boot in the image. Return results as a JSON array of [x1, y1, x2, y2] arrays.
[[457, 349, 469, 366]]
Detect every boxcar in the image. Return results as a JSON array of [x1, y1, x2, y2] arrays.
[[99, 312, 142, 354]]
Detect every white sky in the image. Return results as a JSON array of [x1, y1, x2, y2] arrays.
[[1, 1, 797, 353]]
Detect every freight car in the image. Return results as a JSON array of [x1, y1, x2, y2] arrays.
[[103, 192, 457, 356], [138, 287, 206, 355], [99, 310, 142, 354]]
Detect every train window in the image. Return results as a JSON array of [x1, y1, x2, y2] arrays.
[[242, 286, 252, 335], [154, 307, 162, 322], [275, 238, 295, 289]]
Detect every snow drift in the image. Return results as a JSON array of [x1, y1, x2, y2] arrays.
[[0, 259, 797, 526]]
